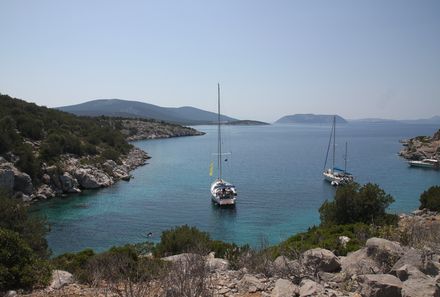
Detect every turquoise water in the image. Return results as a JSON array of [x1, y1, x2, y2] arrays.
[[32, 123, 440, 256]]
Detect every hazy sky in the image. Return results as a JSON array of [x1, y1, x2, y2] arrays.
[[1, 0, 439, 122]]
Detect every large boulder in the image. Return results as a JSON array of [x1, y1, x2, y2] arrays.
[[341, 248, 382, 276], [48, 270, 74, 290], [13, 171, 33, 195], [273, 256, 302, 276], [59, 172, 80, 193], [301, 248, 341, 273], [358, 274, 403, 297], [392, 248, 439, 277], [366, 238, 405, 271], [366, 238, 405, 258], [35, 184, 56, 200], [271, 278, 299, 297], [74, 168, 113, 189], [237, 274, 266, 293], [299, 279, 324, 297], [393, 264, 440, 297]]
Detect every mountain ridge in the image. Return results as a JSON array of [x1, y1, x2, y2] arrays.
[[275, 114, 347, 124], [58, 99, 237, 125]]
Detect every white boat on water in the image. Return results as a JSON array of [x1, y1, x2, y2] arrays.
[[322, 116, 354, 186], [408, 158, 439, 169], [210, 84, 238, 206]]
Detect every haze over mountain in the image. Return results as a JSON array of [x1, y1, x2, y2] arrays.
[[350, 116, 440, 124], [58, 99, 237, 125], [275, 114, 347, 124]]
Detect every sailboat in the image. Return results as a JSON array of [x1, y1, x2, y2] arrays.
[[323, 116, 354, 186], [210, 84, 237, 206]]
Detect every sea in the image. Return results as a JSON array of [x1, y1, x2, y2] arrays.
[[31, 123, 440, 256]]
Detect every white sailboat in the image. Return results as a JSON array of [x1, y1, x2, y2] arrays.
[[323, 116, 354, 186], [210, 84, 237, 206]]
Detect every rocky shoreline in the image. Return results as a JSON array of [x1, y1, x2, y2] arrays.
[[0, 119, 205, 203], [13, 210, 440, 297], [0, 147, 150, 203], [119, 119, 205, 141], [399, 129, 440, 160]]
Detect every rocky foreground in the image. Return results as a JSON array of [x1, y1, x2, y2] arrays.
[[0, 147, 150, 203], [13, 211, 440, 297], [399, 129, 440, 160]]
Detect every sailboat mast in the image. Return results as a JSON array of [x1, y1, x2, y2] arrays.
[[332, 115, 336, 171], [217, 83, 222, 180]]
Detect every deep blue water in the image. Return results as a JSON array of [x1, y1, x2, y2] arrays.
[[32, 123, 440, 256]]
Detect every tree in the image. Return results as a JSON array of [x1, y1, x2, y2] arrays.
[[420, 186, 440, 211], [319, 183, 395, 226]]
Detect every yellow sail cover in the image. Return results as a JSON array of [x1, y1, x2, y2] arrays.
[[209, 161, 214, 176]]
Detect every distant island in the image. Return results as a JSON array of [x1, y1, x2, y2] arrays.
[[58, 99, 237, 125], [275, 114, 347, 124]]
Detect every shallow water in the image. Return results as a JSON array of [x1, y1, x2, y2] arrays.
[[32, 123, 440, 255]]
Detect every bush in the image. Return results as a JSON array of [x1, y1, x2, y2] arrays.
[[51, 249, 95, 283], [319, 183, 396, 226], [15, 143, 40, 180], [0, 193, 50, 258], [0, 228, 51, 291], [420, 186, 440, 211], [277, 223, 377, 256], [154, 225, 211, 257]]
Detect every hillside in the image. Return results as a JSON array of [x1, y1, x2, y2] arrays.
[[225, 120, 270, 126], [58, 99, 237, 125], [0, 94, 203, 202], [275, 114, 347, 124]]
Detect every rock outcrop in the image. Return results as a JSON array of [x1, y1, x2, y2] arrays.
[[48, 270, 74, 290], [399, 129, 440, 161], [0, 147, 150, 203]]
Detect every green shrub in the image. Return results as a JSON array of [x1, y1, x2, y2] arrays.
[[277, 223, 376, 256], [420, 186, 440, 211], [51, 249, 95, 283], [101, 148, 121, 162], [0, 228, 51, 291], [0, 193, 50, 258], [319, 182, 396, 226], [15, 143, 40, 179], [154, 225, 211, 257]]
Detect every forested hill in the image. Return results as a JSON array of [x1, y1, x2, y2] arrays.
[[0, 94, 202, 185], [58, 98, 237, 125]]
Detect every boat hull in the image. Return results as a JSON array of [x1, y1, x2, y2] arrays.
[[323, 170, 353, 186], [408, 161, 438, 169], [210, 179, 237, 206]]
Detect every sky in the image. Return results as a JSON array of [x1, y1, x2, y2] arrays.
[[0, 0, 439, 122]]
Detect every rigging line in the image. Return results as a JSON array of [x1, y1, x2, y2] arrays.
[[323, 122, 334, 171]]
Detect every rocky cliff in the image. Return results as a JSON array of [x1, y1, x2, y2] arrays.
[[399, 129, 440, 160]]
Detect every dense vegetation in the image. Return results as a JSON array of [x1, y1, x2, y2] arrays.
[[420, 185, 440, 211], [319, 182, 396, 226], [0, 192, 51, 292], [0, 93, 131, 180], [277, 182, 398, 256]]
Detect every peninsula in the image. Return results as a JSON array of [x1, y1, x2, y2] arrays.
[[0, 94, 204, 202]]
